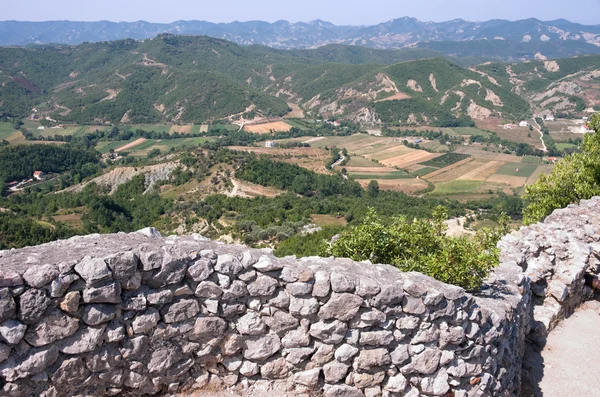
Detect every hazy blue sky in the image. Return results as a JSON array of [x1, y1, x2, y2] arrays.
[[4, 0, 600, 25]]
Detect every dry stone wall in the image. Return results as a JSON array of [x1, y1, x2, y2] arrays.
[[0, 197, 599, 397]]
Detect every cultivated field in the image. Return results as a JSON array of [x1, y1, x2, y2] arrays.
[[115, 138, 147, 152], [244, 121, 292, 134], [475, 118, 543, 148], [228, 146, 332, 174], [357, 178, 429, 194]]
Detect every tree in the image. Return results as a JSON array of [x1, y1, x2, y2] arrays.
[[367, 180, 379, 198], [325, 207, 507, 290], [523, 114, 600, 224]]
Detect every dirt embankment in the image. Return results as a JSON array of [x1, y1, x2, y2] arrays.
[[64, 162, 179, 194]]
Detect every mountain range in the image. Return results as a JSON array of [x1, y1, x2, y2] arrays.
[[2, 35, 599, 127], [2, 18, 600, 53]]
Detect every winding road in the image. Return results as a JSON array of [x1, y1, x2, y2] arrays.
[[531, 118, 548, 153]]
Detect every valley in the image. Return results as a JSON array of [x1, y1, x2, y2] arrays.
[[0, 33, 598, 255]]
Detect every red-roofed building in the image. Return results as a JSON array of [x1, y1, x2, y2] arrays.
[[33, 171, 44, 180]]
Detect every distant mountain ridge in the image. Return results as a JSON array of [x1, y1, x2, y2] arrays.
[[2, 17, 600, 50]]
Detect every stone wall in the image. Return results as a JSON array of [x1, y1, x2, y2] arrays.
[[0, 197, 598, 397]]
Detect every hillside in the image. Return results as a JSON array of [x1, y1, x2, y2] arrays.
[[476, 55, 600, 116], [3, 35, 600, 126], [2, 17, 600, 54]]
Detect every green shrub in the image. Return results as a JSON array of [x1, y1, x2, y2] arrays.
[[325, 206, 507, 290], [523, 114, 600, 224]]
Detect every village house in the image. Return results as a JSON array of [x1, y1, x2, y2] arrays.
[[33, 171, 44, 181], [519, 121, 528, 127], [265, 141, 275, 148], [545, 115, 555, 121]]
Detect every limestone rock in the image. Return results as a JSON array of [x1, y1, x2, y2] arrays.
[[335, 344, 359, 362], [243, 333, 281, 361], [264, 310, 299, 333], [359, 331, 394, 346], [132, 308, 160, 334], [161, 298, 200, 323], [24, 311, 79, 347], [18, 289, 51, 324], [236, 312, 266, 335], [82, 304, 116, 325], [261, 357, 288, 379], [247, 275, 279, 296], [354, 348, 391, 371], [74, 258, 112, 285], [324, 361, 350, 383], [57, 292, 79, 315], [23, 265, 58, 288], [290, 296, 320, 317], [104, 251, 138, 281], [0, 320, 27, 345], [412, 348, 442, 375], [310, 320, 348, 344], [59, 325, 105, 354], [0, 289, 16, 323], [420, 368, 449, 396], [189, 317, 227, 341], [319, 293, 363, 321], [83, 282, 121, 303]]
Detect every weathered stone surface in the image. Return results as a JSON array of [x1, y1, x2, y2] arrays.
[[148, 346, 179, 374], [239, 360, 259, 376], [104, 251, 138, 280], [354, 349, 391, 371], [412, 348, 442, 375], [189, 317, 227, 341], [310, 320, 348, 344], [253, 255, 283, 272], [324, 361, 350, 383], [324, 385, 365, 397], [74, 258, 112, 285], [0, 343, 10, 363], [82, 304, 116, 325], [0, 289, 16, 323], [24, 311, 79, 347], [330, 272, 355, 293], [335, 344, 359, 363], [132, 308, 160, 334], [420, 368, 449, 396], [18, 289, 51, 324], [146, 289, 173, 305], [285, 346, 315, 365], [59, 325, 105, 354], [261, 357, 288, 379], [390, 345, 410, 366], [319, 293, 363, 321], [290, 296, 320, 317], [264, 310, 299, 333], [161, 298, 200, 323], [286, 282, 313, 296], [294, 368, 321, 387], [83, 281, 122, 303], [0, 271, 23, 288], [0, 320, 27, 345], [186, 259, 214, 282], [51, 356, 90, 386], [59, 291, 80, 314], [194, 281, 223, 299], [384, 373, 408, 392], [247, 275, 278, 296], [352, 371, 385, 388], [215, 254, 243, 275], [281, 328, 310, 348], [236, 312, 266, 335], [359, 331, 394, 346], [243, 333, 281, 361], [312, 343, 336, 365], [23, 265, 58, 288], [50, 274, 79, 298], [17, 346, 59, 378], [312, 270, 331, 297]]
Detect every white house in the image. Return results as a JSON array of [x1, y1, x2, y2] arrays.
[[265, 141, 275, 148], [545, 115, 555, 122], [519, 121, 528, 127]]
